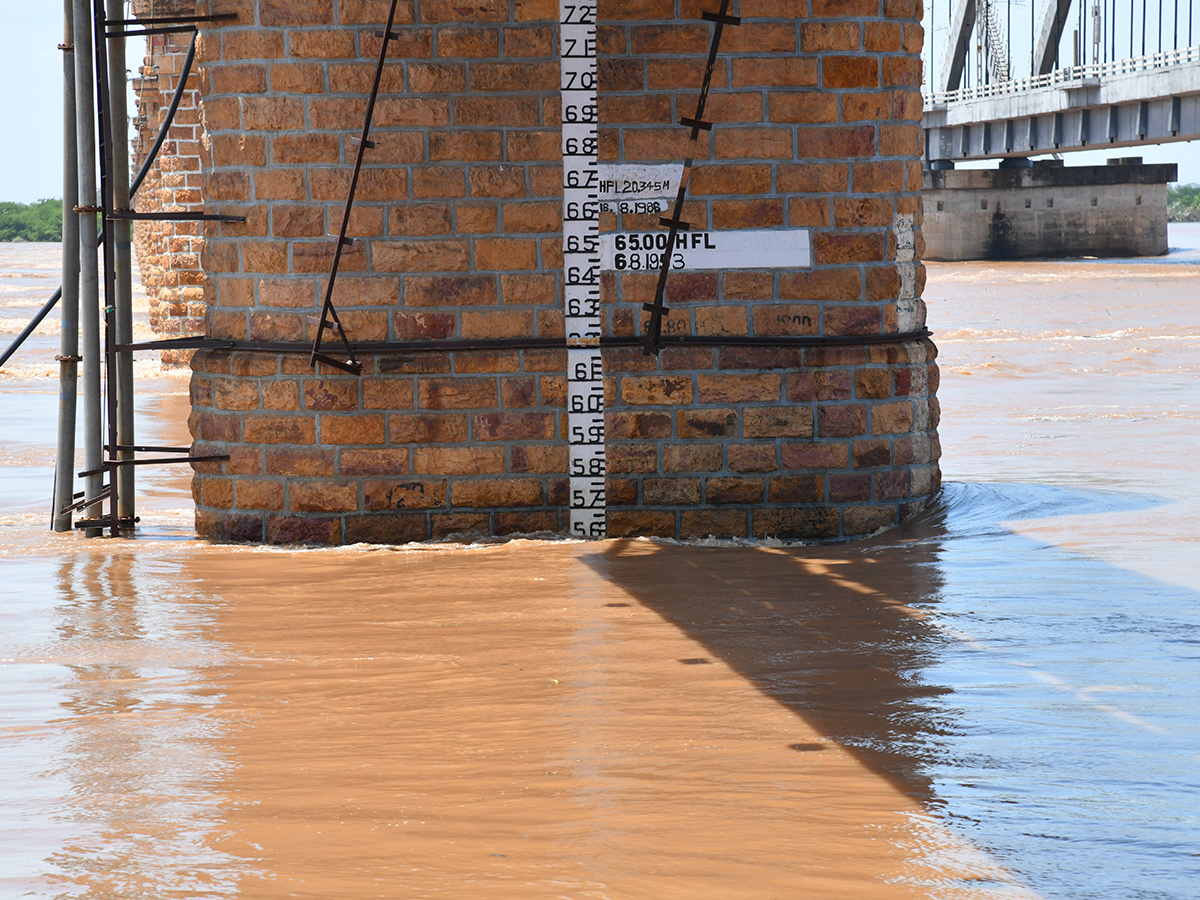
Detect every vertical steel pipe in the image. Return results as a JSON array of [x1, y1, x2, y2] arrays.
[[73, 0, 103, 536], [108, 0, 134, 523], [92, 0, 120, 536], [53, 0, 81, 533]]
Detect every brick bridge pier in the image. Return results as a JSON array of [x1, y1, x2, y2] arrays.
[[134, 0, 940, 544]]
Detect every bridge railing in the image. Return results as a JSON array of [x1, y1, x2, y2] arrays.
[[926, 45, 1200, 107]]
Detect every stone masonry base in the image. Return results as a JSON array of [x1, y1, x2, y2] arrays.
[[188, 339, 941, 544]]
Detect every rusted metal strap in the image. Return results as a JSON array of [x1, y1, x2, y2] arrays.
[[122, 329, 934, 355]]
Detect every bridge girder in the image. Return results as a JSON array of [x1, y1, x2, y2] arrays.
[[924, 61, 1200, 161]]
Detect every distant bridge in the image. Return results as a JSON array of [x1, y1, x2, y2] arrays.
[[924, 0, 1200, 162]]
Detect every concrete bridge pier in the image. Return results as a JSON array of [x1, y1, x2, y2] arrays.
[[922, 158, 1176, 260]]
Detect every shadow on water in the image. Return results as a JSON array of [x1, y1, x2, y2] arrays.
[[581, 518, 953, 803], [584, 481, 1200, 900]]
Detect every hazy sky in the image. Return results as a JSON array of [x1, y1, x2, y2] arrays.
[[1, 5, 1199, 203], [0, 7, 70, 203]]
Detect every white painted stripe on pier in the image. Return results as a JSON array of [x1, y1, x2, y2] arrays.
[[561, 0, 605, 539]]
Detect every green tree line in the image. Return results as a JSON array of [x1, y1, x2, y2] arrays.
[[0, 199, 63, 242], [1167, 184, 1200, 222]]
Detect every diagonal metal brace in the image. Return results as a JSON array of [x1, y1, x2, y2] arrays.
[[310, 0, 406, 377], [60, 485, 112, 515], [643, 0, 740, 356]]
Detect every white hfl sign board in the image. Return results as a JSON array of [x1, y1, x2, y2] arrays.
[[599, 228, 811, 271], [596, 164, 682, 213]]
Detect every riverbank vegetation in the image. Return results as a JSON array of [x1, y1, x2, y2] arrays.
[[0, 199, 63, 242], [8, 190, 1200, 234], [1168, 184, 1200, 222]]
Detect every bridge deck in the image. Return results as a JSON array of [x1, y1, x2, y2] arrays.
[[925, 48, 1200, 161]]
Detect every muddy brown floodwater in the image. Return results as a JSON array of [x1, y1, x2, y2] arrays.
[[4, 239, 1200, 899], [8, 534, 1036, 900]]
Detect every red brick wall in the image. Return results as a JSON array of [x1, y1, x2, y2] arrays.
[[132, 0, 208, 364], [183, 0, 940, 543]]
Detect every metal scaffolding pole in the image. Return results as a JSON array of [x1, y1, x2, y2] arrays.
[[92, 0, 121, 536], [73, 0, 103, 537], [53, 0, 81, 533], [107, 0, 135, 523]]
